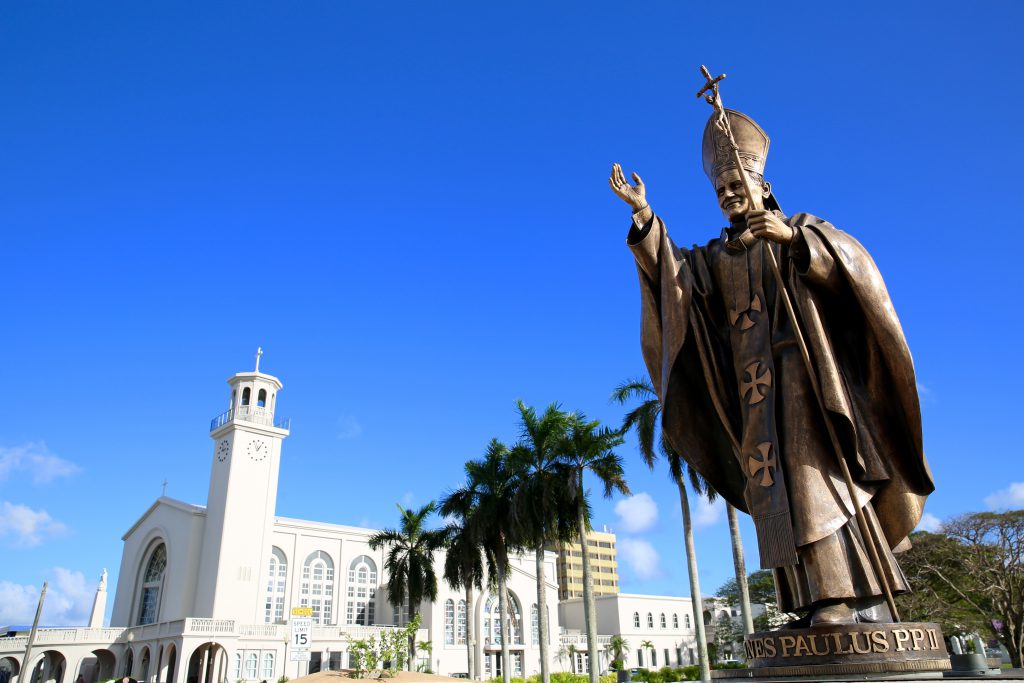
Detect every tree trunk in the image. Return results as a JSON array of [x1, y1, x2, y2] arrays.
[[726, 504, 754, 636], [577, 483, 600, 683], [677, 477, 710, 682], [408, 600, 417, 671], [535, 546, 551, 683], [466, 585, 475, 680], [498, 571, 511, 683]]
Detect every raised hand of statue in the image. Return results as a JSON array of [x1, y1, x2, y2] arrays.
[[609, 163, 647, 212], [747, 209, 794, 245]]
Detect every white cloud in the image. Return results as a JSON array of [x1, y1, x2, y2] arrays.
[[916, 512, 942, 533], [0, 501, 67, 546], [618, 538, 662, 580], [401, 491, 415, 508], [985, 482, 1024, 511], [0, 568, 96, 626], [614, 493, 659, 533], [337, 416, 362, 440], [0, 442, 80, 484], [693, 496, 725, 529]]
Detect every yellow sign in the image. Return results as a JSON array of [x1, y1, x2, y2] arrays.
[[291, 607, 313, 617]]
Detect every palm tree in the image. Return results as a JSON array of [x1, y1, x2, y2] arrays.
[[640, 640, 654, 669], [605, 635, 630, 671], [560, 412, 629, 683], [440, 439, 520, 683], [613, 377, 733, 681], [509, 400, 575, 683], [368, 501, 446, 670], [567, 644, 578, 674], [440, 512, 484, 680]]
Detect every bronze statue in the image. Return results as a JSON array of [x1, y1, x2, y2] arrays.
[[610, 69, 935, 628]]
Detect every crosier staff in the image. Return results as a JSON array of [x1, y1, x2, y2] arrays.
[[696, 65, 901, 623]]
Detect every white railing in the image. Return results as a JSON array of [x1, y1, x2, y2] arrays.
[[0, 627, 129, 654], [559, 634, 612, 647], [184, 618, 236, 635], [210, 406, 290, 432], [239, 624, 284, 638]]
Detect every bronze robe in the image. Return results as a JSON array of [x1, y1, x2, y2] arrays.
[[629, 211, 934, 611]]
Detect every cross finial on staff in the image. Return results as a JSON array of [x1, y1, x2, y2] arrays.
[[255, 346, 263, 372], [696, 65, 726, 107]]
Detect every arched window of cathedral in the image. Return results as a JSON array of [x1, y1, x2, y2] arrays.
[[265, 547, 288, 623], [444, 599, 455, 645], [672, 613, 679, 629], [137, 542, 166, 625], [633, 611, 640, 628], [261, 653, 274, 679], [232, 653, 241, 680], [241, 387, 251, 406], [660, 613, 666, 628], [684, 613, 691, 629], [300, 551, 334, 625], [483, 593, 523, 645], [345, 555, 377, 626], [245, 653, 258, 679], [456, 599, 467, 645], [647, 612, 654, 628], [257, 389, 267, 408]]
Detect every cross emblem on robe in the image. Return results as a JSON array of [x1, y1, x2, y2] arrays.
[[747, 442, 777, 487], [740, 361, 772, 405], [729, 294, 762, 331]]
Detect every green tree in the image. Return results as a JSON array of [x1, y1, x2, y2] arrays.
[[509, 400, 575, 683], [716, 569, 794, 631], [560, 412, 629, 683], [440, 510, 484, 680], [605, 635, 630, 670], [368, 502, 445, 670], [612, 378, 718, 680], [440, 440, 520, 683], [899, 512, 1024, 667]]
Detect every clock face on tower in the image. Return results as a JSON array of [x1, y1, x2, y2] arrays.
[[248, 438, 268, 462], [216, 439, 230, 462]]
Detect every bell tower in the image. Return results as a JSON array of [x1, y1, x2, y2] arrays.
[[195, 348, 290, 621]]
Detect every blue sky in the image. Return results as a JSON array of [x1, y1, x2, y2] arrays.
[[2, 1, 1022, 626]]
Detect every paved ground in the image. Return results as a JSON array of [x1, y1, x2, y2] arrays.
[[291, 670, 467, 683]]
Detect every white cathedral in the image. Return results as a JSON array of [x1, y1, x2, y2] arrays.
[[0, 361, 710, 683]]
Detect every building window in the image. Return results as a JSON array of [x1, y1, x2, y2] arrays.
[[302, 551, 335, 625], [262, 653, 274, 679], [137, 542, 167, 625], [672, 613, 678, 629], [633, 612, 640, 628], [637, 650, 643, 667], [652, 650, 657, 667], [265, 547, 288, 623], [457, 599, 467, 645], [245, 653, 258, 679], [484, 593, 523, 645], [513, 652, 523, 677], [685, 614, 691, 629], [346, 555, 377, 625], [660, 613, 666, 628], [664, 649, 669, 666], [233, 654, 241, 680], [258, 389, 267, 408], [445, 599, 455, 645], [646, 613, 653, 628], [531, 604, 539, 645], [242, 387, 251, 406]]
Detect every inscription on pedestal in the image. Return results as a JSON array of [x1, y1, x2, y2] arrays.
[[713, 622, 951, 678]]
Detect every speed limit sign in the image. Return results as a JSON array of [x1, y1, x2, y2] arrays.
[[290, 617, 312, 660]]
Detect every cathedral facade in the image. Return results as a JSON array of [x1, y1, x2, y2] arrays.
[[0, 363, 568, 683]]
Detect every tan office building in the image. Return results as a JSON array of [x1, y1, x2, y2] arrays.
[[555, 529, 619, 600]]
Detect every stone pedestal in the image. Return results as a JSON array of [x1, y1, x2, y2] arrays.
[[713, 623, 951, 678]]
